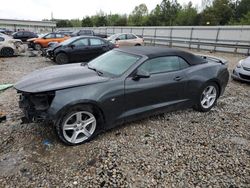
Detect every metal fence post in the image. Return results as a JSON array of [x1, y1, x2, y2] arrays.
[[169, 28, 173, 47], [214, 28, 220, 52], [189, 27, 194, 49], [154, 28, 157, 46]]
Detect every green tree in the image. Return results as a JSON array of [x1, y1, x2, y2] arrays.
[[82, 16, 93, 27], [128, 3, 148, 26], [146, 5, 163, 26], [107, 14, 127, 26], [239, 11, 250, 24], [175, 2, 198, 25], [159, 0, 181, 26], [92, 11, 107, 26], [235, 0, 250, 21], [56, 20, 73, 27], [70, 19, 82, 27], [200, 0, 234, 25]]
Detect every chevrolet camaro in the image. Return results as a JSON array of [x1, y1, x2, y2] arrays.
[[15, 47, 229, 145]]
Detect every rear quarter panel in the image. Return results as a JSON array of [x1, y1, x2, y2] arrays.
[[185, 62, 229, 101]]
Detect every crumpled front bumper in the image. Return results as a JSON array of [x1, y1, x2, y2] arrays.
[[18, 92, 55, 123]]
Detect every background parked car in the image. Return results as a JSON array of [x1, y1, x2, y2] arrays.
[[232, 56, 250, 83], [107, 33, 144, 47], [55, 30, 73, 36], [27, 32, 70, 50], [47, 36, 115, 64], [0, 35, 24, 57], [70, 29, 107, 38], [12, 31, 38, 42]]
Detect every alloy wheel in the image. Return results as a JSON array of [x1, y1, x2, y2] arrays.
[[200, 86, 217, 109], [62, 111, 96, 144]]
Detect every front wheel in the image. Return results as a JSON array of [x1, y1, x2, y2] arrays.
[[0, 47, 14, 57], [194, 83, 219, 112], [55, 53, 69, 64], [55, 105, 100, 145]]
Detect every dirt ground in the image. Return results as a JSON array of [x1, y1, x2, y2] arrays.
[[0, 49, 249, 187]]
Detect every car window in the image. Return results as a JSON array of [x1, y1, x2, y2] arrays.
[[127, 34, 137, 39], [16, 32, 23, 37], [90, 38, 104, 46], [23, 32, 30, 37], [0, 37, 4, 41], [79, 30, 92, 35], [44, 33, 55, 39], [138, 56, 189, 74], [118, 34, 126, 40], [179, 57, 190, 69], [72, 38, 89, 47], [56, 33, 64, 38]]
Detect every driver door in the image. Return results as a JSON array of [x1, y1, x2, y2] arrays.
[[124, 56, 189, 119], [67, 38, 90, 62]]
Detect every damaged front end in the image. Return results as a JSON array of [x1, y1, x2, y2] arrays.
[[18, 91, 55, 123]]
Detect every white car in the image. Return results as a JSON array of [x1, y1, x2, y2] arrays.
[[0, 35, 24, 57], [232, 57, 250, 83]]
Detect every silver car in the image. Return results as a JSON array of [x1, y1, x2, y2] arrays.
[[232, 57, 250, 82]]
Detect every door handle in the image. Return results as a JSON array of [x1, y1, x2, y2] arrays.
[[174, 76, 183, 81]]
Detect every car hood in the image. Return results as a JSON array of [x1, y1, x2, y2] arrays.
[[27, 37, 39, 42], [14, 63, 110, 93], [242, 57, 250, 68]]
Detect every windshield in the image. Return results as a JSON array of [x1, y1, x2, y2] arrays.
[[38, 33, 47, 38], [107, 34, 120, 41], [88, 50, 141, 76]]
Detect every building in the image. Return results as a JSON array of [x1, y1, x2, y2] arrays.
[[0, 19, 56, 33]]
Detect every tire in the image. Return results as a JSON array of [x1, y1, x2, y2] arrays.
[[0, 47, 14, 57], [193, 82, 219, 112], [55, 105, 102, 146], [34, 43, 42, 51], [55, 53, 69, 64], [135, 44, 141, 46]]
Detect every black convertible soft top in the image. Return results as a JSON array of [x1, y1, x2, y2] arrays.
[[117, 46, 207, 65]]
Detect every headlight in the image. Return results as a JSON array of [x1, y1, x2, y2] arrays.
[[236, 59, 243, 68]]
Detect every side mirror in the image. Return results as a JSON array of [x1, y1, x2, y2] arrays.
[[115, 38, 120, 41], [133, 69, 150, 80], [69, 44, 75, 48]]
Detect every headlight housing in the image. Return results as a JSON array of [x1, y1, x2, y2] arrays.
[[236, 59, 244, 68]]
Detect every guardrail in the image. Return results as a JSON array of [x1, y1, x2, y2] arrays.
[[59, 26, 250, 55]]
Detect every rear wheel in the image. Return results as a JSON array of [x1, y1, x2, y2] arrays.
[[56, 53, 69, 64], [135, 44, 141, 46], [0, 47, 14, 57], [55, 105, 101, 145], [194, 83, 219, 112]]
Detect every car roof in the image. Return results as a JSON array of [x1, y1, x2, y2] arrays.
[[116, 46, 206, 65], [73, 36, 104, 40]]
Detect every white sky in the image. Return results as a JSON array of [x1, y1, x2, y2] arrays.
[[0, 0, 202, 21]]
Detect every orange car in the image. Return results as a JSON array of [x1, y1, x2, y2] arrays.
[[27, 33, 70, 50]]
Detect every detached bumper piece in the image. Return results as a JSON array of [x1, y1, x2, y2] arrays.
[[18, 92, 55, 123]]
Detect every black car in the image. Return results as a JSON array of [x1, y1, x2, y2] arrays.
[[70, 29, 107, 38], [15, 47, 229, 145], [47, 36, 115, 64], [12, 31, 38, 42]]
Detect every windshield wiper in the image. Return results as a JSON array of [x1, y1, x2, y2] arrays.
[[87, 64, 103, 76]]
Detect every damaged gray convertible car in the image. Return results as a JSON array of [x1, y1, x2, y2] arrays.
[[15, 47, 229, 145]]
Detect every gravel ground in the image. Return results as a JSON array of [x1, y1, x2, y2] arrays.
[[0, 50, 249, 187]]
